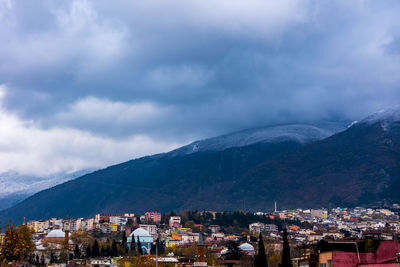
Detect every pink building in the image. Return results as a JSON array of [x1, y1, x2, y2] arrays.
[[145, 212, 161, 223]]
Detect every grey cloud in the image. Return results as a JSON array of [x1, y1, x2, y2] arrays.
[[1, 0, 400, 142]]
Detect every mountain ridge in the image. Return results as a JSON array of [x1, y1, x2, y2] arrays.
[[1, 111, 399, 225]]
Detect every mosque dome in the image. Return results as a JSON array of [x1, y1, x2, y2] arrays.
[[239, 243, 255, 251], [130, 228, 151, 237], [46, 229, 65, 238]]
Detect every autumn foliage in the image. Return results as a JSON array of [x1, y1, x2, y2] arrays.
[[0, 224, 35, 265]]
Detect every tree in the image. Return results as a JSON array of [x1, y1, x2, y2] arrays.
[[59, 251, 69, 263], [28, 253, 34, 264], [92, 240, 100, 258], [17, 224, 35, 257], [255, 233, 268, 267], [224, 241, 243, 260], [106, 245, 112, 257], [122, 232, 127, 253], [74, 244, 81, 259], [100, 246, 106, 258], [281, 228, 292, 267], [70, 230, 92, 249], [111, 240, 118, 257], [130, 234, 137, 256], [50, 252, 56, 264], [137, 238, 143, 255], [86, 245, 92, 258], [40, 254, 45, 266], [0, 224, 31, 263], [159, 240, 166, 255]]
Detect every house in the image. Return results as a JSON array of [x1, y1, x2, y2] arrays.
[[145, 212, 162, 223], [249, 222, 265, 234], [318, 240, 400, 267], [211, 233, 225, 241], [166, 234, 181, 248], [98, 222, 118, 233], [265, 224, 279, 233], [95, 214, 123, 223], [109, 216, 128, 226], [169, 216, 182, 228], [182, 233, 200, 244], [139, 224, 158, 239], [249, 222, 278, 234], [209, 225, 221, 233]]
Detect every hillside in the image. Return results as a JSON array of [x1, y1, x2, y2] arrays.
[[236, 118, 400, 209], [2, 111, 399, 225], [0, 169, 93, 211], [0, 123, 346, 224]]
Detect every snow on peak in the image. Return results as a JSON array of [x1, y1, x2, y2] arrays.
[[361, 105, 400, 124], [171, 122, 348, 155]]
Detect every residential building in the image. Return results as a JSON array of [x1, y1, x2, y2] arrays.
[[145, 212, 161, 223]]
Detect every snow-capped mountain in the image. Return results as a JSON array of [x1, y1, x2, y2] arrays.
[[1, 110, 399, 223], [0, 169, 94, 211], [171, 121, 348, 155], [361, 105, 400, 124]]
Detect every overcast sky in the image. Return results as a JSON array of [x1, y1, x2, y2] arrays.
[[0, 0, 400, 176]]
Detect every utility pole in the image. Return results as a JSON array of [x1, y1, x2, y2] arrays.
[[156, 228, 159, 267]]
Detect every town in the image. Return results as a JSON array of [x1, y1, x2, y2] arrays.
[[1, 204, 400, 267]]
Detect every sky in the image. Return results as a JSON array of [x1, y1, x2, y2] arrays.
[[0, 0, 400, 177]]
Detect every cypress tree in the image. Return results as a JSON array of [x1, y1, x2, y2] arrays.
[[100, 246, 106, 257], [106, 245, 112, 257], [92, 240, 100, 258], [29, 254, 34, 264], [160, 240, 166, 255], [225, 241, 242, 260], [40, 254, 45, 266], [111, 240, 118, 257], [122, 232, 127, 248], [86, 245, 92, 258], [130, 234, 137, 256], [50, 252, 55, 263], [137, 238, 143, 255], [74, 244, 81, 259], [281, 228, 292, 267], [255, 233, 268, 267]]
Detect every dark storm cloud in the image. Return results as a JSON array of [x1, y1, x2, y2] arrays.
[[0, 0, 400, 175]]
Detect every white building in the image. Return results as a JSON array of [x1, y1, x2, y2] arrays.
[[110, 216, 128, 226], [139, 224, 158, 239], [181, 233, 199, 244], [169, 216, 181, 228]]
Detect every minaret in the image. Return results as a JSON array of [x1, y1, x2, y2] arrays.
[[195, 233, 206, 265], [274, 201, 277, 213], [65, 216, 70, 242]]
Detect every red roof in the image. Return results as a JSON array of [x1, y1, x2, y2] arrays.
[[331, 241, 400, 267]]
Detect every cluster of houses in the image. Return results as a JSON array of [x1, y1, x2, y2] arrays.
[[2, 205, 400, 266], [257, 206, 400, 244]]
